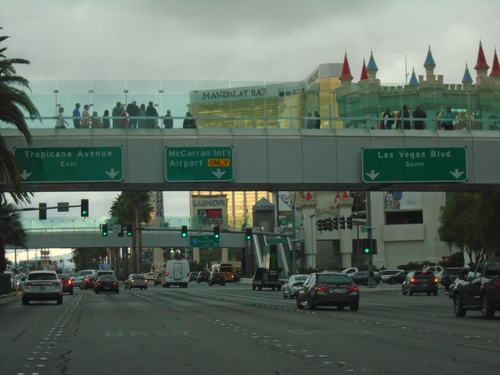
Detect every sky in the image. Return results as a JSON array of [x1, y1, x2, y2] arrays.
[[2, 0, 499, 260]]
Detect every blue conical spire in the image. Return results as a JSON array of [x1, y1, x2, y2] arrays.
[[462, 63, 473, 84], [367, 50, 378, 71], [408, 68, 419, 86], [424, 45, 436, 67]]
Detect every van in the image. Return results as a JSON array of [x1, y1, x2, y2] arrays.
[[72, 269, 97, 283], [161, 259, 190, 288]]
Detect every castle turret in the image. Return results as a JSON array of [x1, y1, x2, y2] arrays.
[[359, 58, 369, 81], [489, 48, 500, 82], [408, 68, 419, 86], [366, 50, 378, 80], [474, 41, 489, 83], [462, 63, 473, 85]]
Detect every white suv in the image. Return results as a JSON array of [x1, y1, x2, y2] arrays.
[[22, 271, 63, 305]]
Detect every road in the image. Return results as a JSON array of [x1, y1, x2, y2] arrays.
[[1, 282, 499, 375]]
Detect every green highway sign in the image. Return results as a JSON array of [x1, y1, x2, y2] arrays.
[[166, 146, 233, 182], [362, 147, 467, 183], [266, 237, 289, 244], [190, 235, 219, 247], [14, 147, 123, 183]]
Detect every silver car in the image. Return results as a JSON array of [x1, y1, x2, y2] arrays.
[[22, 270, 63, 305], [283, 274, 308, 299]]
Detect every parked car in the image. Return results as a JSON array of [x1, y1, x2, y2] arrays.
[[424, 265, 444, 274], [385, 270, 409, 284], [440, 267, 463, 291], [208, 272, 225, 286], [189, 272, 199, 282], [376, 269, 403, 283], [197, 270, 210, 283], [22, 270, 63, 305], [341, 267, 359, 276], [296, 272, 359, 311], [80, 276, 95, 290], [283, 274, 308, 299], [94, 275, 119, 294], [350, 271, 379, 286], [402, 270, 438, 296], [59, 273, 74, 295], [125, 274, 148, 290]]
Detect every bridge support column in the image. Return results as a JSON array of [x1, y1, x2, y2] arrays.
[[221, 248, 228, 263], [335, 192, 354, 269], [192, 247, 200, 263]]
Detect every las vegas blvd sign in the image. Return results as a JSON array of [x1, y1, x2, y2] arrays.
[[14, 147, 123, 182], [165, 146, 234, 182], [362, 147, 467, 183]]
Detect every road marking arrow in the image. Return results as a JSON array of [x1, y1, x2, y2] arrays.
[[105, 168, 120, 179], [20, 170, 32, 180], [212, 169, 226, 179], [450, 169, 464, 179], [365, 170, 380, 180]]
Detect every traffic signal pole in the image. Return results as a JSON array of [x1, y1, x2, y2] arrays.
[[366, 192, 375, 288]]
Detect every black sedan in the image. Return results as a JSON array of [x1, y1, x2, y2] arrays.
[[296, 272, 359, 311], [197, 271, 210, 283], [94, 275, 119, 294], [385, 270, 409, 284], [350, 271, 379, 286], [402, 270, 438, 296], [208, 272, 225, 286]]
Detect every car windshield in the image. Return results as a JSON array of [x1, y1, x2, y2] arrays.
[[413, 271, 435, 278], [130, 274, 145, 279], [59, 274, 70, 279], [317, 274, 352, 284], [28, 273, 57, 281]]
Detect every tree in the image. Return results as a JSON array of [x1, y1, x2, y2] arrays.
[[0, 203, 27, 272], [0, 29, 41, 205], [109, 192, 152, 275], [438, 192, 489, 264]]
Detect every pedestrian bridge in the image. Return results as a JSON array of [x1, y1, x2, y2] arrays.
[[3, 126, 500, 193]]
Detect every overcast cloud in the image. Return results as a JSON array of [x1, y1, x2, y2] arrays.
[[1, 0, 499, 244]]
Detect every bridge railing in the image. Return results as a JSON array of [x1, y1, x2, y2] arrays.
[[4, 114, 492, 131]]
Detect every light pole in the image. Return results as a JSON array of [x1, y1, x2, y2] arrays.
[[277, 192, 297, 274]]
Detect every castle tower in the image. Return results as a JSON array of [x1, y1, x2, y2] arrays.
[[338, 51, 354, 95], [424, 46, 436, 78], [474, 40, 489, 83], [366, 50, 378, 80], [359, 58, 369, 81], [489, 48, 500, 82], [462, 64, 473, 85]]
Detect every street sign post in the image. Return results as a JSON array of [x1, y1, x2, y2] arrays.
[[190, 235, 220, 247], [165, 146, 233, 182], [362, 147, 467, 183], [14, 146, 123, 183]]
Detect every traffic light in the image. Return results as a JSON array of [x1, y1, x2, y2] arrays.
[[339, 216, 346, 230], [346, 216, 353, 230], [39, 203, 47, 220], [126, 224, 133, 237], [181, 225, 188, 238], [325, 218, 332, 231], [316, 219, 323, 233], [333, 217, 338, 230], [102, 224, 108, 237], [214, 226, 220, 239], [245, 227, 252, 240], [372, 239, 378, 255], [81, 199, 89, 217], [363, 239, 371, 254]]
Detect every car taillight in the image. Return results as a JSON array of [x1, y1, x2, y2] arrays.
[[433, 278, 438, 283], [113, 282, 117, 286], [145, 280, 148, 283], [68, 280, 72, 285], [495, 278, 500, 293], [317, 285, 329, 291], [346, 285, 358, 292], [97, 282, 101, 286], [411, 278, 416, 283], [165, 272, 169, 276]]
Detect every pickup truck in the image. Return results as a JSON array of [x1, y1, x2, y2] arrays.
[[252, 267, 282, 291], [452, 261, 500, 319]]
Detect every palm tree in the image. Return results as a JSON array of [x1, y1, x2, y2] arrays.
[[0, 203, 27, 272], [109, 192, 152, 275], [0, 28, 41, 205]]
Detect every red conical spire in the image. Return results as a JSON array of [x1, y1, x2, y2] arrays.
[[474, 41, 489, 70], [339, 51, 353, 80], [359, 58, 369, 81], [490, 49, 500, 76]]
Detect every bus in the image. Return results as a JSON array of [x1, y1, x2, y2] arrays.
[[211, 263, 238, 282]]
